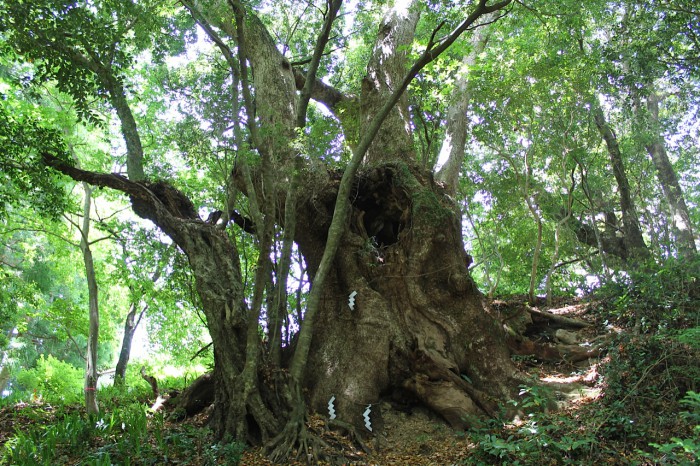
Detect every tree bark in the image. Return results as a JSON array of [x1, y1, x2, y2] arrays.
[[294, 163, 527, 433], [284, 2, 518, 442], [114, 302, 147, 385], [435, 19, 494, 193], [109, 82, 145, 181], [361, 0, 420, 164], [0, 365, 10, 396]]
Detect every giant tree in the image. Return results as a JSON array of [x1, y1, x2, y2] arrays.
[[2, 0, 535, 460]]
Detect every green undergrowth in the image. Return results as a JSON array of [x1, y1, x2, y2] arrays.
[[2, 258, 699, 465], [467, 257, 700, 465], [1, 402, 244, 465], [0, 372, 244, 466], [596, 255, 700, 333], [466, 337, 699, 464]]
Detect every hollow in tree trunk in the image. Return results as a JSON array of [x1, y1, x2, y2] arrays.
[[295, 163, 527, 431]]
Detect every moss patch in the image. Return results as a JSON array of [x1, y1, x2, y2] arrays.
[[411, 189, 453, 227]]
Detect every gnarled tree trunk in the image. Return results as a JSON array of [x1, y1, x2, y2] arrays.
[[295, 163, 526, 431], [41, 0, 524, 461]]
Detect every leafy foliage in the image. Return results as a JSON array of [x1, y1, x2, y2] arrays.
[[1, 398, 245, 465], [0, 0, 698, 462], [468, 354, 699, 465], [0, 0, 193, 123], [601, 334, 699, 421], [599, 256, 700, 331], [14, 355, 84, 404], [648, 391, 700, 464], [468, 389, 598, 465], [0, 102, 73, 219]]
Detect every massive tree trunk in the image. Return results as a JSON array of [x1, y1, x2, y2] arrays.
[[285, 1, 523, 438], [295, 163, 525, 431]]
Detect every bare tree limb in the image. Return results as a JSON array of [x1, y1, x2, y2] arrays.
[[292, 68, 353, 117]]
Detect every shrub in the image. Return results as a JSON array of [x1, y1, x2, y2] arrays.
[[647, 391, 700, 464], [467, 386, 598, 465], [601, 335, 699, 414], [599, 256, 700, 332], [15, 355, 84, 404]]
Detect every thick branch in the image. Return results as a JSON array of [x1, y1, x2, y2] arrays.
[[45, 154, 147, 199], [435, 18, 494, 192], [592, 106, 650, 261], [361, 0, 421, 162], [229, 0, 297, 162], [292, 68, 352, 115], [40, 41, 145, 180], [42, 153, 190, 244], [643, 91, 697, 258], [230, 210, 257, 234]]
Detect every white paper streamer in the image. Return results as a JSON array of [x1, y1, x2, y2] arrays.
[[363, 404, 372, 432], [328, 396, 336, 420], [348, 291, 358, 310]]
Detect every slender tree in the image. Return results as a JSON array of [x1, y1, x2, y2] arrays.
[[639, 90, 697, 258], [77, 183, 100, 414], [592, 104, 651, 262]]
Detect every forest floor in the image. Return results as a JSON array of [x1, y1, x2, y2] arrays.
[[235, 299, 604, 466], [241, 297, 683, 466], [0, 296, 695, 465]]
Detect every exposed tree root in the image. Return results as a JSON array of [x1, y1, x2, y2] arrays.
[[527, 307, 592, 329], [265, 409, 377, 464], [266, 411, 330, 464], [326, 418, 372, 454]]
